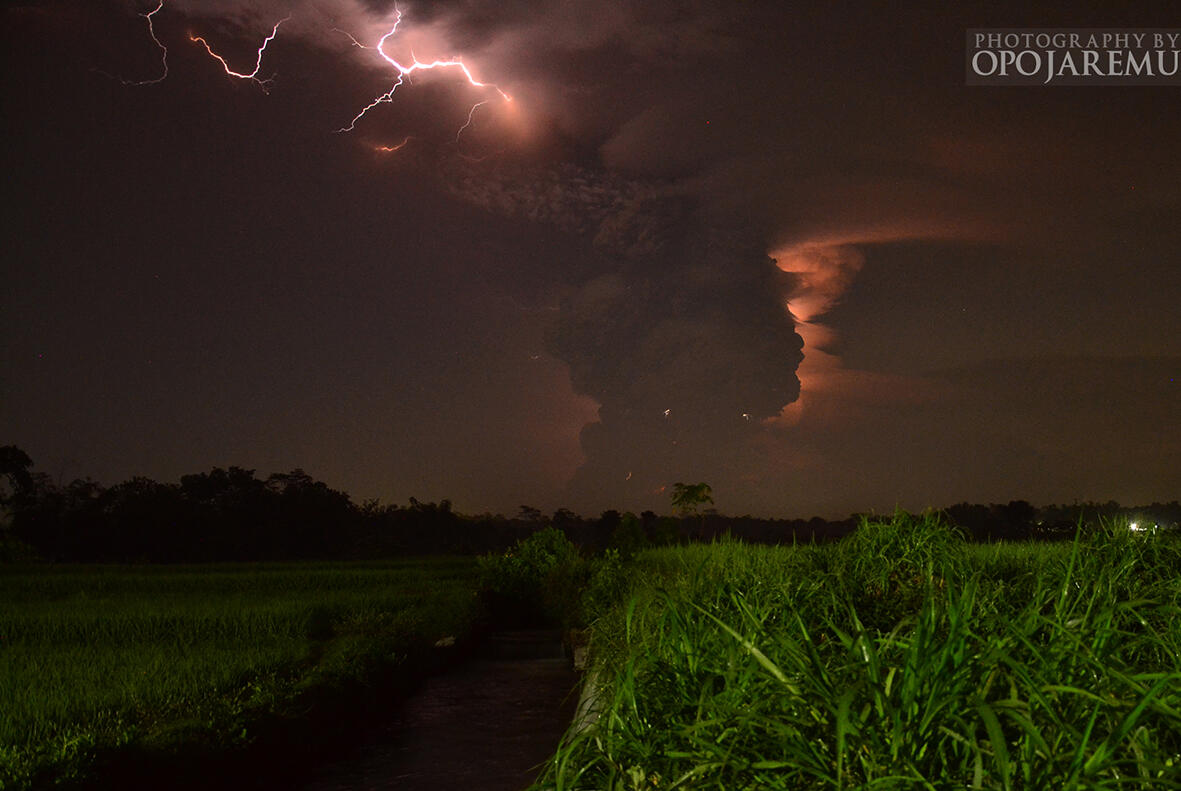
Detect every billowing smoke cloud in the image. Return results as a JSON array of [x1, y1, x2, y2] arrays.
[[551, 237, 803, 501], [443, 156, 804, 506], [411, 0, 1016, 507]]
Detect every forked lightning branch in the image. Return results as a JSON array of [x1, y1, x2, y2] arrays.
[[111, 1, 511, 145]]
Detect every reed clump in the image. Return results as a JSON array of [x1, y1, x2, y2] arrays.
[[541, 514, 1181, 790]]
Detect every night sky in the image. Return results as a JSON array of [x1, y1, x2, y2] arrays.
[[3, 0, 1178, 518]]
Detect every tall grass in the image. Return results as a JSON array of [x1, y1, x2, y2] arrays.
[[541, 515, 1181, 789], [0, 558, 481, 789]]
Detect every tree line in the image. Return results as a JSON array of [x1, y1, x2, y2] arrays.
[[1, 446, 1176, 563]]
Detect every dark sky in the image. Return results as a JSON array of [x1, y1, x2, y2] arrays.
[[2, 0, 1178, 518]]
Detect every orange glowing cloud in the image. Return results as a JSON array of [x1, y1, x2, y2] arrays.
[[767, 224, 978, 429], [768, 242, 859, 426]]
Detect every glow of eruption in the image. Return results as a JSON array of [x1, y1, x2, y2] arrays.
[[771, 243, 865, 425], [334, 7, 511, 134], [189, 17, 290, 93]]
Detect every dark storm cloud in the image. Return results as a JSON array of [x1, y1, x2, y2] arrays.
[[551, 254, 803, 501], [442, 154, 804, 504], [443, 160, 662, 238], [410, 0, 946, 504]]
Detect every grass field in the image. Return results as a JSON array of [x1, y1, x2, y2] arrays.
[[0, 558, 482, 789], [542, 515, 1181, 790]]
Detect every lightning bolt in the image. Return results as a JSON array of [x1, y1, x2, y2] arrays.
[[455, 100, 488, 142], [189, 17, 290, 93], [335, 7, 511, 135], [103, 0, 168, 86], [374, 136, 412, 153], [108, 4, 515, 150]]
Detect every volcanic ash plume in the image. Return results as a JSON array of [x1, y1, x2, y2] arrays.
[[444, 159, 805, 507], [549, 232, 804, 504]]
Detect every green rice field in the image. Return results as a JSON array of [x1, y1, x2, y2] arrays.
[[541, 516, 1181, 790], [0, 558, 481, 789], [7, 516, 1179, 790]]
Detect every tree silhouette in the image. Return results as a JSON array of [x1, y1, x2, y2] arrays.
[[0, 446, 37, 560], [671, 482, 713, 542], [551, 508, 578, 528], [0, 445, 35, 507], [518, 505, 544, 522], [671, 482, 713, 516]]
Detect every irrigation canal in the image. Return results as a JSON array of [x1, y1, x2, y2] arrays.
[[301, 630, 580, 791]]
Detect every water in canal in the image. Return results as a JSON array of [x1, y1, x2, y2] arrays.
[[302, 631, 580, 791]]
